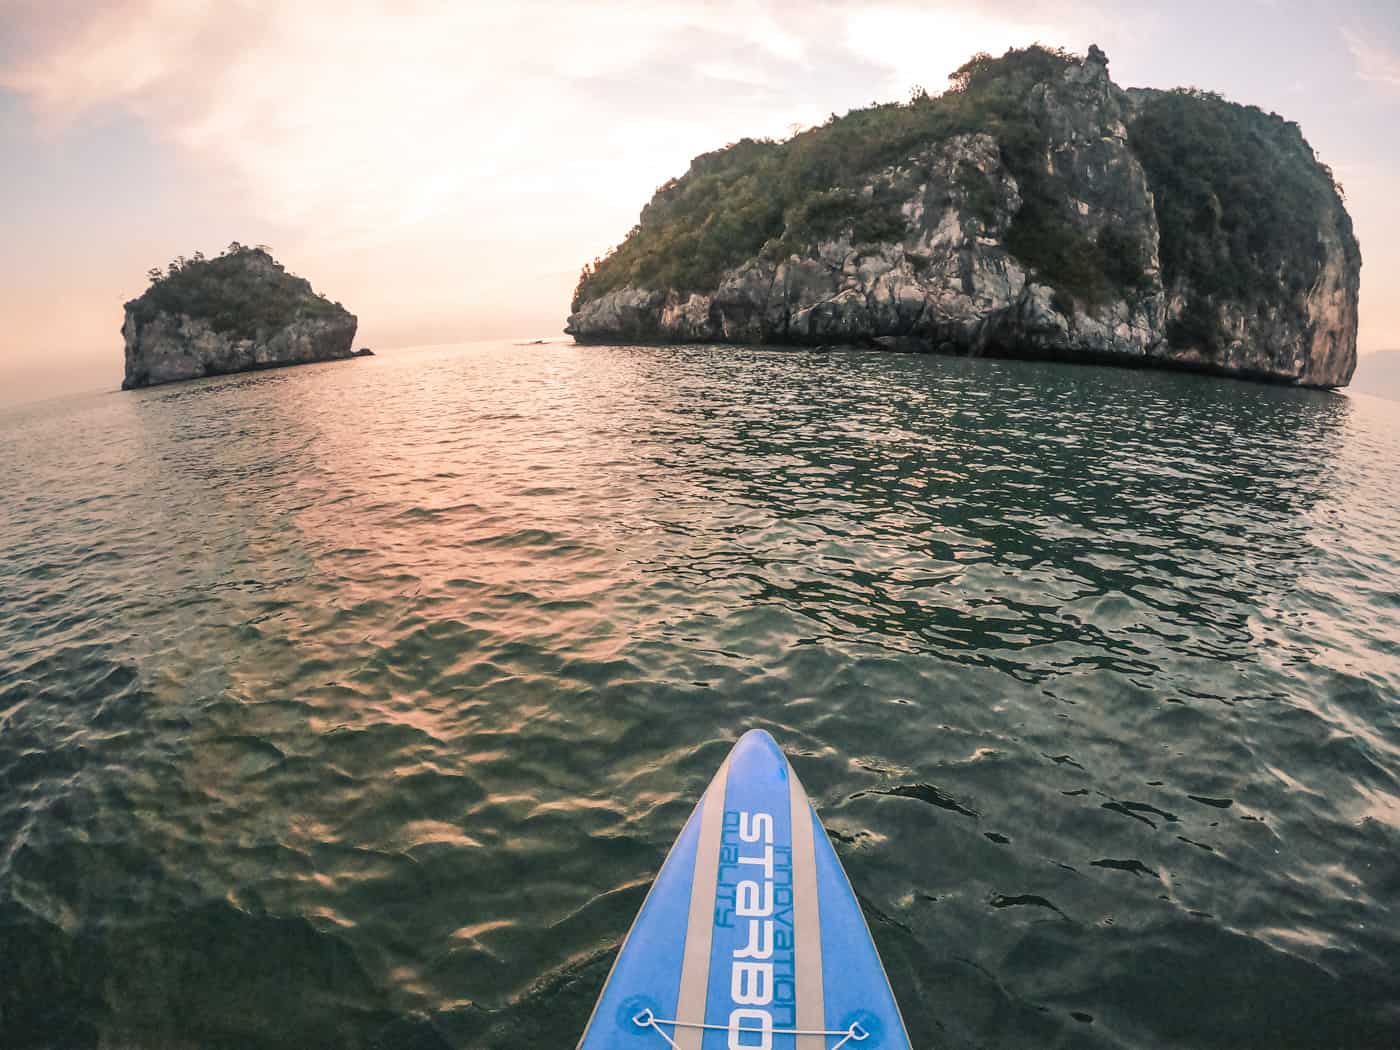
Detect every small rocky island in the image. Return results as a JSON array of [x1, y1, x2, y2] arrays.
[[122, 244, 359, 389], [567, 46, 1361, 388]]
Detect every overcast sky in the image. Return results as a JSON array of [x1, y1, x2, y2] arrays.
[[2, 0, 1397, 402]]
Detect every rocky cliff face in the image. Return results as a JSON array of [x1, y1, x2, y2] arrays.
[[122, 248, 358, 389], [567, 46, 1360, 388]]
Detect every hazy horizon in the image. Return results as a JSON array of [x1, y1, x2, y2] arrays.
[[4, 0, 1399, 402]]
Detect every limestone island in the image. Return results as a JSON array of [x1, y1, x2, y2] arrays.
[[567, 46, 1361, 388], [122, 244, 359, 389]]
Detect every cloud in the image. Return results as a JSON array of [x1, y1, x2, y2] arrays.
[[1343, 26, 1400, 92], [0, 1, 1106, 239], [843, 4, 1083, 97], [0, 5, 740, 235]]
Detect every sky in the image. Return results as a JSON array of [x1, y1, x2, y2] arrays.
[[1, 0, 1398, 402]]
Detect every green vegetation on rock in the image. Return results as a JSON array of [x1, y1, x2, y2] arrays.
[[573, 46, 1353, 332], [1128, 89, 1357, 352], [130, 244, 344, 341], [574, 46, 1088, 309]]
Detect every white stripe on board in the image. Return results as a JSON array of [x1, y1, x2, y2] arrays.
[[674, 753, 732, 1050], [788, 762, 826, 1049]]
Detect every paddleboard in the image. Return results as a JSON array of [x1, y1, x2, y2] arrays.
[[578, 728, 912, 1050]]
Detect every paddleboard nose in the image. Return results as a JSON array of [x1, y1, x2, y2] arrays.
[[734, 727, 783, 754], [578, 724, 912, 1050]]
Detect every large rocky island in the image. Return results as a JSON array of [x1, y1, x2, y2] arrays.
[[567, 46, 1360, 388], [122, 245, 359, 389]]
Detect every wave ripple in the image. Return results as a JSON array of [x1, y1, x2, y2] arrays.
[[2, 344, 1399, 1048]]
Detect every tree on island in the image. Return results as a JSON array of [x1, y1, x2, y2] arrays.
[[132, 243, 342, 340]]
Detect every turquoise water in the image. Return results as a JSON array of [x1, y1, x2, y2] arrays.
[[2, 341, 1399, 1049]]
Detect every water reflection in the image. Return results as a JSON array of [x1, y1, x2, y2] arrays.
[[1, 343, 1397, 1048]]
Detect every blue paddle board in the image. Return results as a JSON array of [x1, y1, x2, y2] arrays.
[[578, 729, 912, 1050]]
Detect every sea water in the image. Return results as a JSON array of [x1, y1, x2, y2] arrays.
[[2, 341, 1398, 1048]]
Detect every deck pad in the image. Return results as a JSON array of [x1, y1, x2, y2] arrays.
[[578, 729, 912, 1050]]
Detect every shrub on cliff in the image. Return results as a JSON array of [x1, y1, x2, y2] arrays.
[[572, 45, 1353, 331], [1129, 89, 1356, 351], [573, 45, 1083, 306], [129, 245, 343, 341]]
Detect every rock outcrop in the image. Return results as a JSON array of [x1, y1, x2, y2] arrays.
[[567, 46, 1360, 388], [122, 247, 358, 389]]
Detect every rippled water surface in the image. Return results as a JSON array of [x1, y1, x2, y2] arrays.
[[3, 342, 1400, 1049]]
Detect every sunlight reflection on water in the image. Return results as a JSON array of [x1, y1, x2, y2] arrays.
[[2, 342, 1399, 1048]]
